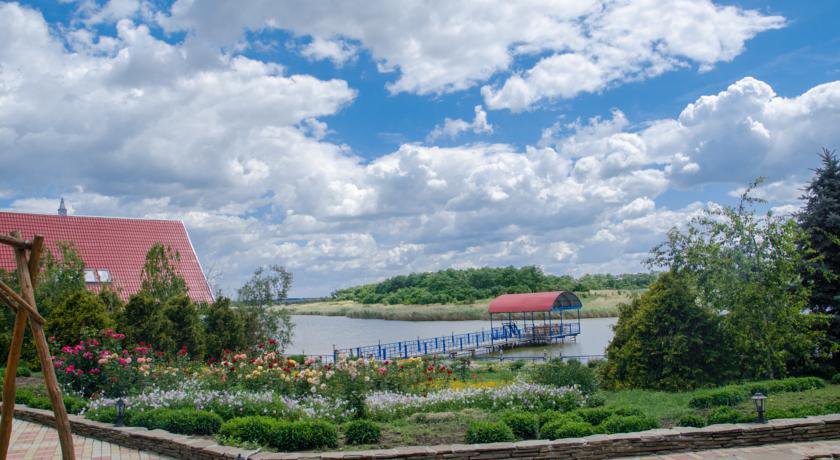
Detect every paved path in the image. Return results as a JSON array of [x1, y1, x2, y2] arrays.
[[8, 418, 173, 460], [631, 439, 840, 459]]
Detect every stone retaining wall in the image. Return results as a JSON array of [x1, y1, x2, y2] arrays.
[[8, 404, 840, 459]]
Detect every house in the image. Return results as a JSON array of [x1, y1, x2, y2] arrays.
[[0, 203, 213, 303]]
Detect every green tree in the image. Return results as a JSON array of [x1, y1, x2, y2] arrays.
[[600, 271, 730, 390], [118, 293, 174, 353], [237, 265, 294, 352], [649, 180, 826, 380], [163, 294, 205, 359], [798, 148, 840, 369], [98, 285, 125, 314], [140, 243, 188, 302], [202, 297, 247, 360], [35, 241, 86, 316], [46, 291, 114, 346]]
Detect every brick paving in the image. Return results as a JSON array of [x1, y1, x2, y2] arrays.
[[7, 418, 173, 460], [631, 439, 840, 459]]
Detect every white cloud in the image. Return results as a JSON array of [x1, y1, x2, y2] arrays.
[[157, 0, 783, 110], [427, 105, 493, 142]]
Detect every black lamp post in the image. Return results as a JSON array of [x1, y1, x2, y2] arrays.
[[751, 392, 767, 423], [115, 398, 126, 427]]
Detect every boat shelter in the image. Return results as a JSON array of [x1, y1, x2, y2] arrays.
[[487, 291, 582, 344]]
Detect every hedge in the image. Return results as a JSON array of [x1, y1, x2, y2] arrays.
[[131, 408, 222, 435], [464, 421, 515, 444], [688, 377, 826, 409], [599, 414, 658, 434], [344, 419, 381, 445], [541, 420, 595, 439], [499, 411, 539, 440], [218, 417, 338, 451]]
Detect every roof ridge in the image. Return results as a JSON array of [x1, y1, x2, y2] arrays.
[[0, 211, 180, 224]]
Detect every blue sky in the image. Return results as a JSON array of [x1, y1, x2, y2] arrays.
[[1, 1, 839, 295]]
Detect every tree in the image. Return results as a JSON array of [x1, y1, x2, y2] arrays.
[[798, 148, 840, 369], [163, 294, 205, 359], [118, 293, 174, 353], [649, 180, 828, 380], [600, 271, 731, 390], [237, 265, 294, 352], [139, 243, 188, 302], [35, 241, 86, 316], [202, 297, 247, 360], [46, 291, 114, 346]]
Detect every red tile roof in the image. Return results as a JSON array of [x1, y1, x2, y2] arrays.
[[0, 212, 213, 303]]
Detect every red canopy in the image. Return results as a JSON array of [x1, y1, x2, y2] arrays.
[[488, 291, 582, 314]]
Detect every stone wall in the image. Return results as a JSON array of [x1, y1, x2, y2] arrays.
[[8, 404, 840, 459]]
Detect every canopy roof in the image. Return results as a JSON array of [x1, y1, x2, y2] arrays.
[[488, 291, 582, 314]]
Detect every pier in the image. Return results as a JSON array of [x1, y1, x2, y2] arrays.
[[326, 291, 584, 362]]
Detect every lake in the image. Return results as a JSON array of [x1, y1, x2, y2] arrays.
[[287, 315, 617, 359]]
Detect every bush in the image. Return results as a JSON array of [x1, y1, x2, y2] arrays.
[[344, 419, 381, 445], [499, 411, 539, 440], [465, 421, 516, 444], [599, 414, 658, 434], [676, 414, 706, 428], [46, 291, 114, 346], [831, 373, 840, 384], [530, 359, 598, 395], [539, 410, 583, 428], [290, 420, 339, 450], [131, 408, 222, 435], [15, 366, 32, 377], [540, 420, 595, 439], [585, 393, 606, 408], [219, 416, 278, 446], [688, 388, 747, 408], [13, 388, 35, 405], [574, 407, 614, 426], [26, 394, 87, 415], [706, 407, 749, 425]]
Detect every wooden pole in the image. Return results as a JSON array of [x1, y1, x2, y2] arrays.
[[15, 237, 75, 459], [0, 234, 29, 249], [0, 308, 28, 458], [0, 282, 46, 325], [27, 236, 43, 290]]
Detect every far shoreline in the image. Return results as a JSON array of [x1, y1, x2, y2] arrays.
[[279, 289, 637, 321]]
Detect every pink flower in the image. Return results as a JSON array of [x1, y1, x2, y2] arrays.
[[82, 352, 94, 359], [118, 358, 127, 365]]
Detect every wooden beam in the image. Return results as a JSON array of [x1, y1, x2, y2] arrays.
[[27, 235, 44, 290], [0, 282, 45, 325], [13, 244, 75, 459], [0, 310, 27, 458], [0, 234, 29, 249]]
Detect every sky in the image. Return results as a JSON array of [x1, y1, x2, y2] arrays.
[[1, 0, 839, 297]]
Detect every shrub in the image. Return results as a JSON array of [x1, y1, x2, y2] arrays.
[[688, 388, 747, 408], [574, 407, 614, 426], [15, 366, 32, 377], [46, 291, 114, 346], [706, 407, 749, 425], [539, 410, 583, 429], [85, 407, 120, 424], [131, 408, 222, 435], [585, 393, 606, 408], [831, 373, 840, 384], [499, 411, 539, 440], [13, 388, 35, 405], [540, 420, 595, 439], [676, 414, 706, 428], [344, 419, 381, 445], [219, 416, 278, 446], [599, 414, 658, 434], [26, 394, 87, 415], [465, 421, 516, 444], [530, 359, 598, 395], [290, 420, 339, 450]]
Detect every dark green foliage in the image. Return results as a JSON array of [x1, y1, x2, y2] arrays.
[[35, 241, 86, 316], [98, 286, 125, 314], [689, 377, 826, 408], [218, 416, 279, 446], [677, 414, 706, 428], [163, 294, 205, 359], [14, 366, 31, 377], [464, 421, 516, 444], [202, 297, 247, 360], [218, 417, 337, 450], [832, 373, 840, 384], [574, 407, 615, 426], [688, 388, 748, 409], [798, 149, 840, 360], [13, 388, 35, 405], [46, 290, 113, 346], [499, 411, 539, 440], [599, 414, 658, 434], [332, 266, 655, 305], [585, 393, 606, 408], [601, 271, 729, 390], [540, 420, 595, 439], [344, 419, 382, 445], [84, 407, 120, 424], [529, 359, 597, 395], [118, 293, 173, 352], [26, 395, 87, 414], [131, 408, 222, 435], [237, 265, 294, 352], [706, 407, 750, 425], [140, 243, 188, 302], [538, 410, 583, 428]]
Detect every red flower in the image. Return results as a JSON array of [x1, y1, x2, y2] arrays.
[[447, 370, 452, 375]]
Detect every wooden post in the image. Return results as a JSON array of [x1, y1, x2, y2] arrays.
[[0, 232, 75, 460]]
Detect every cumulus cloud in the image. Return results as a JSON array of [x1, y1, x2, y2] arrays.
[[427, 105, 492, 142], [300, 37, 358, 66], [157, 0, 783, 110], [1, 3, 834, 297]]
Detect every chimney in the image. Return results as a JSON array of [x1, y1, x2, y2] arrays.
[[58, 197, 67, 216]]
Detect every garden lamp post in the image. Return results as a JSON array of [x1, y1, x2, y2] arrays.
[[115, 398, 126, 427], [751, 392, 767, 423]]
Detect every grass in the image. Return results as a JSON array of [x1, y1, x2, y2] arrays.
[[284, 289, 638, 321]]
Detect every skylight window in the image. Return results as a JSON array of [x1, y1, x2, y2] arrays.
[[83, 269, 97, 283], [97, 269, 111, 283]]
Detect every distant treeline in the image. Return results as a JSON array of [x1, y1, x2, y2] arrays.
[[331, 266, 656, 305]]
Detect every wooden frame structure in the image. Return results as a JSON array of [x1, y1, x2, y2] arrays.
[[0, 231, 74, 459]]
